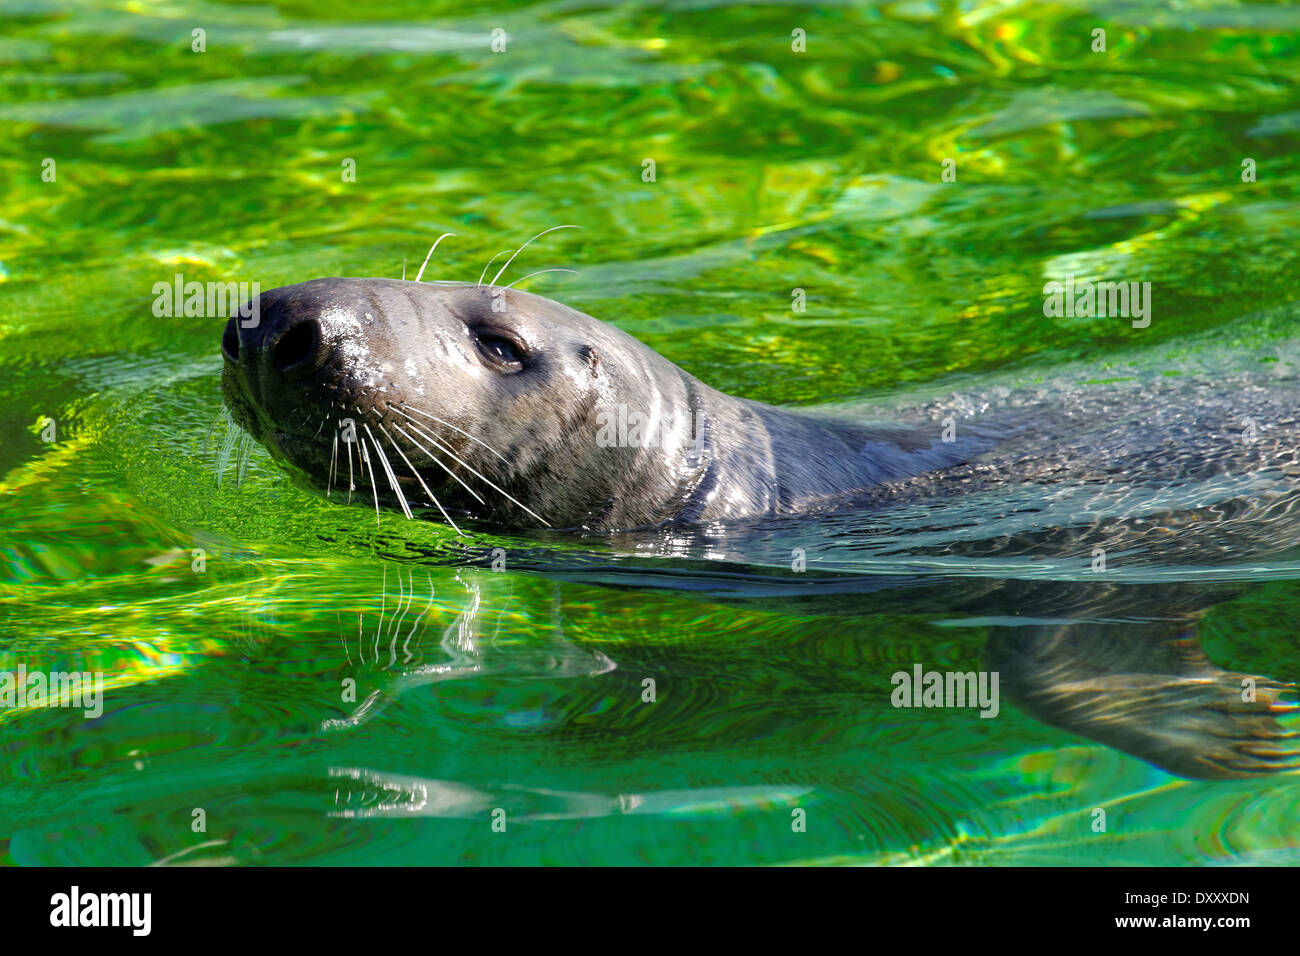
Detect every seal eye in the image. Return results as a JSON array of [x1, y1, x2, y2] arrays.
[[475, 331, 526, 371]]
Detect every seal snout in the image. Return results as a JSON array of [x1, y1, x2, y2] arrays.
[[266, 314, 321, 377], [223, 296, 327, 382], [221, 280, 379, 481]]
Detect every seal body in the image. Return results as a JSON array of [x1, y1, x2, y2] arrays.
[[221, 278, 990, 530], [220, 277, 1300, 781]]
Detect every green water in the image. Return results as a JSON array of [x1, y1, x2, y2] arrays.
[[3, 0, 1300, 866]]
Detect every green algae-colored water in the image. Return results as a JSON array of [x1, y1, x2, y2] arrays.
[[3, 0, 1300, 866]]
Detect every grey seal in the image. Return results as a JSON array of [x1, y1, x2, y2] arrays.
[[220, 277, 991, 531], [220, 275, 1300, 781]]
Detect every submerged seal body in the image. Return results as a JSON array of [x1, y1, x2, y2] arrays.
[[221, 277, 988, 531]]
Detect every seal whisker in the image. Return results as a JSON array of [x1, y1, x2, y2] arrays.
[[402, 569, 433, 665], [364, 423, 414, 520], [477, 250, 512, 287], [345, 425, 356, 505], [490, 224, 579, 287], [359, 435, 381, 527], [501, 268, 578, 290], [386, 568, 412, 669], [385, 568, 408, 667], [378, 422, 465, 534], [337, 611, 352, 666], [391, 422, 485, 504], [414, 232, 455, 283], [395, 414, 551, 527], [373, 566, 387, 665], [414, 570, 434, 660], [214, 414, 241, 487], [328, 430, 339, 499], [204, 406, 233, 459], [236, 431, 253, 487], [396, 405, 511, 464]]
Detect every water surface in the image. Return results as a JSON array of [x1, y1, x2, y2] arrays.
[[2, 0, 1300, 865]]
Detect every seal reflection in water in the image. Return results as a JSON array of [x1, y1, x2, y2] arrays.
[[220, 270, 1300, 782]]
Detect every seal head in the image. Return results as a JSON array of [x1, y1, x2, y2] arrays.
[[221, 277, 986, 530]]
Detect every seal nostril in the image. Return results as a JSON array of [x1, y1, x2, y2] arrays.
[[221, 317, 240, 362], [273, 320, 319, 374]]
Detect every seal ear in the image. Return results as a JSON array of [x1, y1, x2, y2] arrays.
[[578, 345, 600, 371]]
